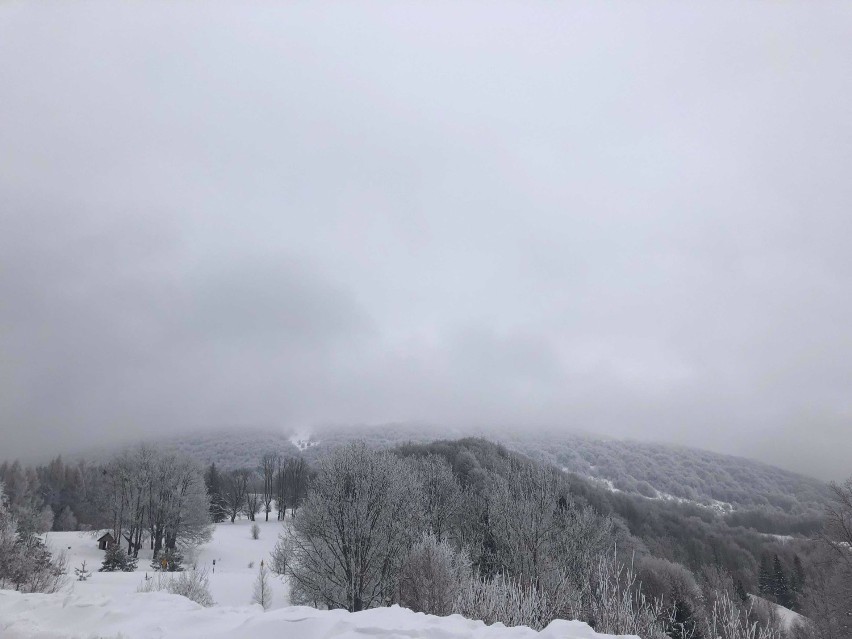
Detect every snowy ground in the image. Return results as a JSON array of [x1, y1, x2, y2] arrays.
[[0, 518, 636, 639], [43, 517, 290, 609], [749, 595, 806, 632]]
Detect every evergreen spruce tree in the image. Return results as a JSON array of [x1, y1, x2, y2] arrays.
[[758, 555, 773, 598], [772, 554, 791, 608], [792, 555, 805, 592], [205, 463, 226, 523], [100, 545, 138, 572], [74, 560, 91, 581]]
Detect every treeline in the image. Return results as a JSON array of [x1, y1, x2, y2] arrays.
[[204, 453, 312, 523], [271, 439, 791, 638], [559, 467, 819, 613], [504, 433, 832, 519]]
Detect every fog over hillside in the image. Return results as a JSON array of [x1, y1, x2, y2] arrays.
[[2, 2, 852, 480]]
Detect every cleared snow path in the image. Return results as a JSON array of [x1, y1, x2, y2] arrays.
[[0, 590, 636, 639]]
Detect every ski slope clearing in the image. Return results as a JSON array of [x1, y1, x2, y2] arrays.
[[0, 590, 634, 639], [40, 519, 290, 608]]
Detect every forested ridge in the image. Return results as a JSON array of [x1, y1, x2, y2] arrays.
[[137, 426, 831, 519]]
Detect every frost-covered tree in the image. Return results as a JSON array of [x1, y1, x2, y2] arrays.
[[204, 463, 226, 523], [284, 457, 310, 518], [55, 506, 78, 531], [486, 458, 572, 587], [397, 533, 471, 615], [270, 531, 292, 577], [799, 476, 852, 639], [244, 473, 261, 521], [411, 455, 462, 543], [0, 481, 68, 593], [252, 560, 272, 610], [100, 447, 211, 558], [260, 453, 280, 521], [287, 443, 422, 611], [221, 469, 250, 523]]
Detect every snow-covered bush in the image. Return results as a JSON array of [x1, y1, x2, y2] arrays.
[[137, 567, 214, 607], [703, 590, 782, 639], [398, 533, 471, 616], [454, 573, 551, 630], [583, 551, 667, 638], [251, 522, 260, 540]]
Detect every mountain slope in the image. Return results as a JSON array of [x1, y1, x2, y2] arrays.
[[147, 424, 830, 519]]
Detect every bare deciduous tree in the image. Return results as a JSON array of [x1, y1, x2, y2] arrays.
[[222, 469, 250, 523], [260, 453, 280, 522], [244, 471, 261, 522], [412, 455, 462, 543], [284, 457, 310, 518], [287, 443, 422, 611]]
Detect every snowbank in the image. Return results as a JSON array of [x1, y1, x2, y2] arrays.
[[0, 590, 635, 639]]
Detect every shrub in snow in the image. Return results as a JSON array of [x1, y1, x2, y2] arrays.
[[137, 567, 214, 607], [454, 573, 551, 631], [151, 547, 184, 572], [398, 533, 471, 616], [582, 551, 667, 638], [251, 522, 260, 540], [75, 560, 92, 581], [100, 544, 138, 572], [704, 590, 782, 639]]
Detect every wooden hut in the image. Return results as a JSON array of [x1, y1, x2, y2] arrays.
[[97, 532, 116, 550]]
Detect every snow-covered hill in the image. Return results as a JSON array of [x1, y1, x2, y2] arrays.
[[0, 519, 636, 639]]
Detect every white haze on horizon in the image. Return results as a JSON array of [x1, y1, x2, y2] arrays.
[[1, 2, 851, 480]]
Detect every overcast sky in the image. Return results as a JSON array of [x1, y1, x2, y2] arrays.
[[1, 2, 851, 479]]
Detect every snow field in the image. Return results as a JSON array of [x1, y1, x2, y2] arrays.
[[45, 518, 290, 609]]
